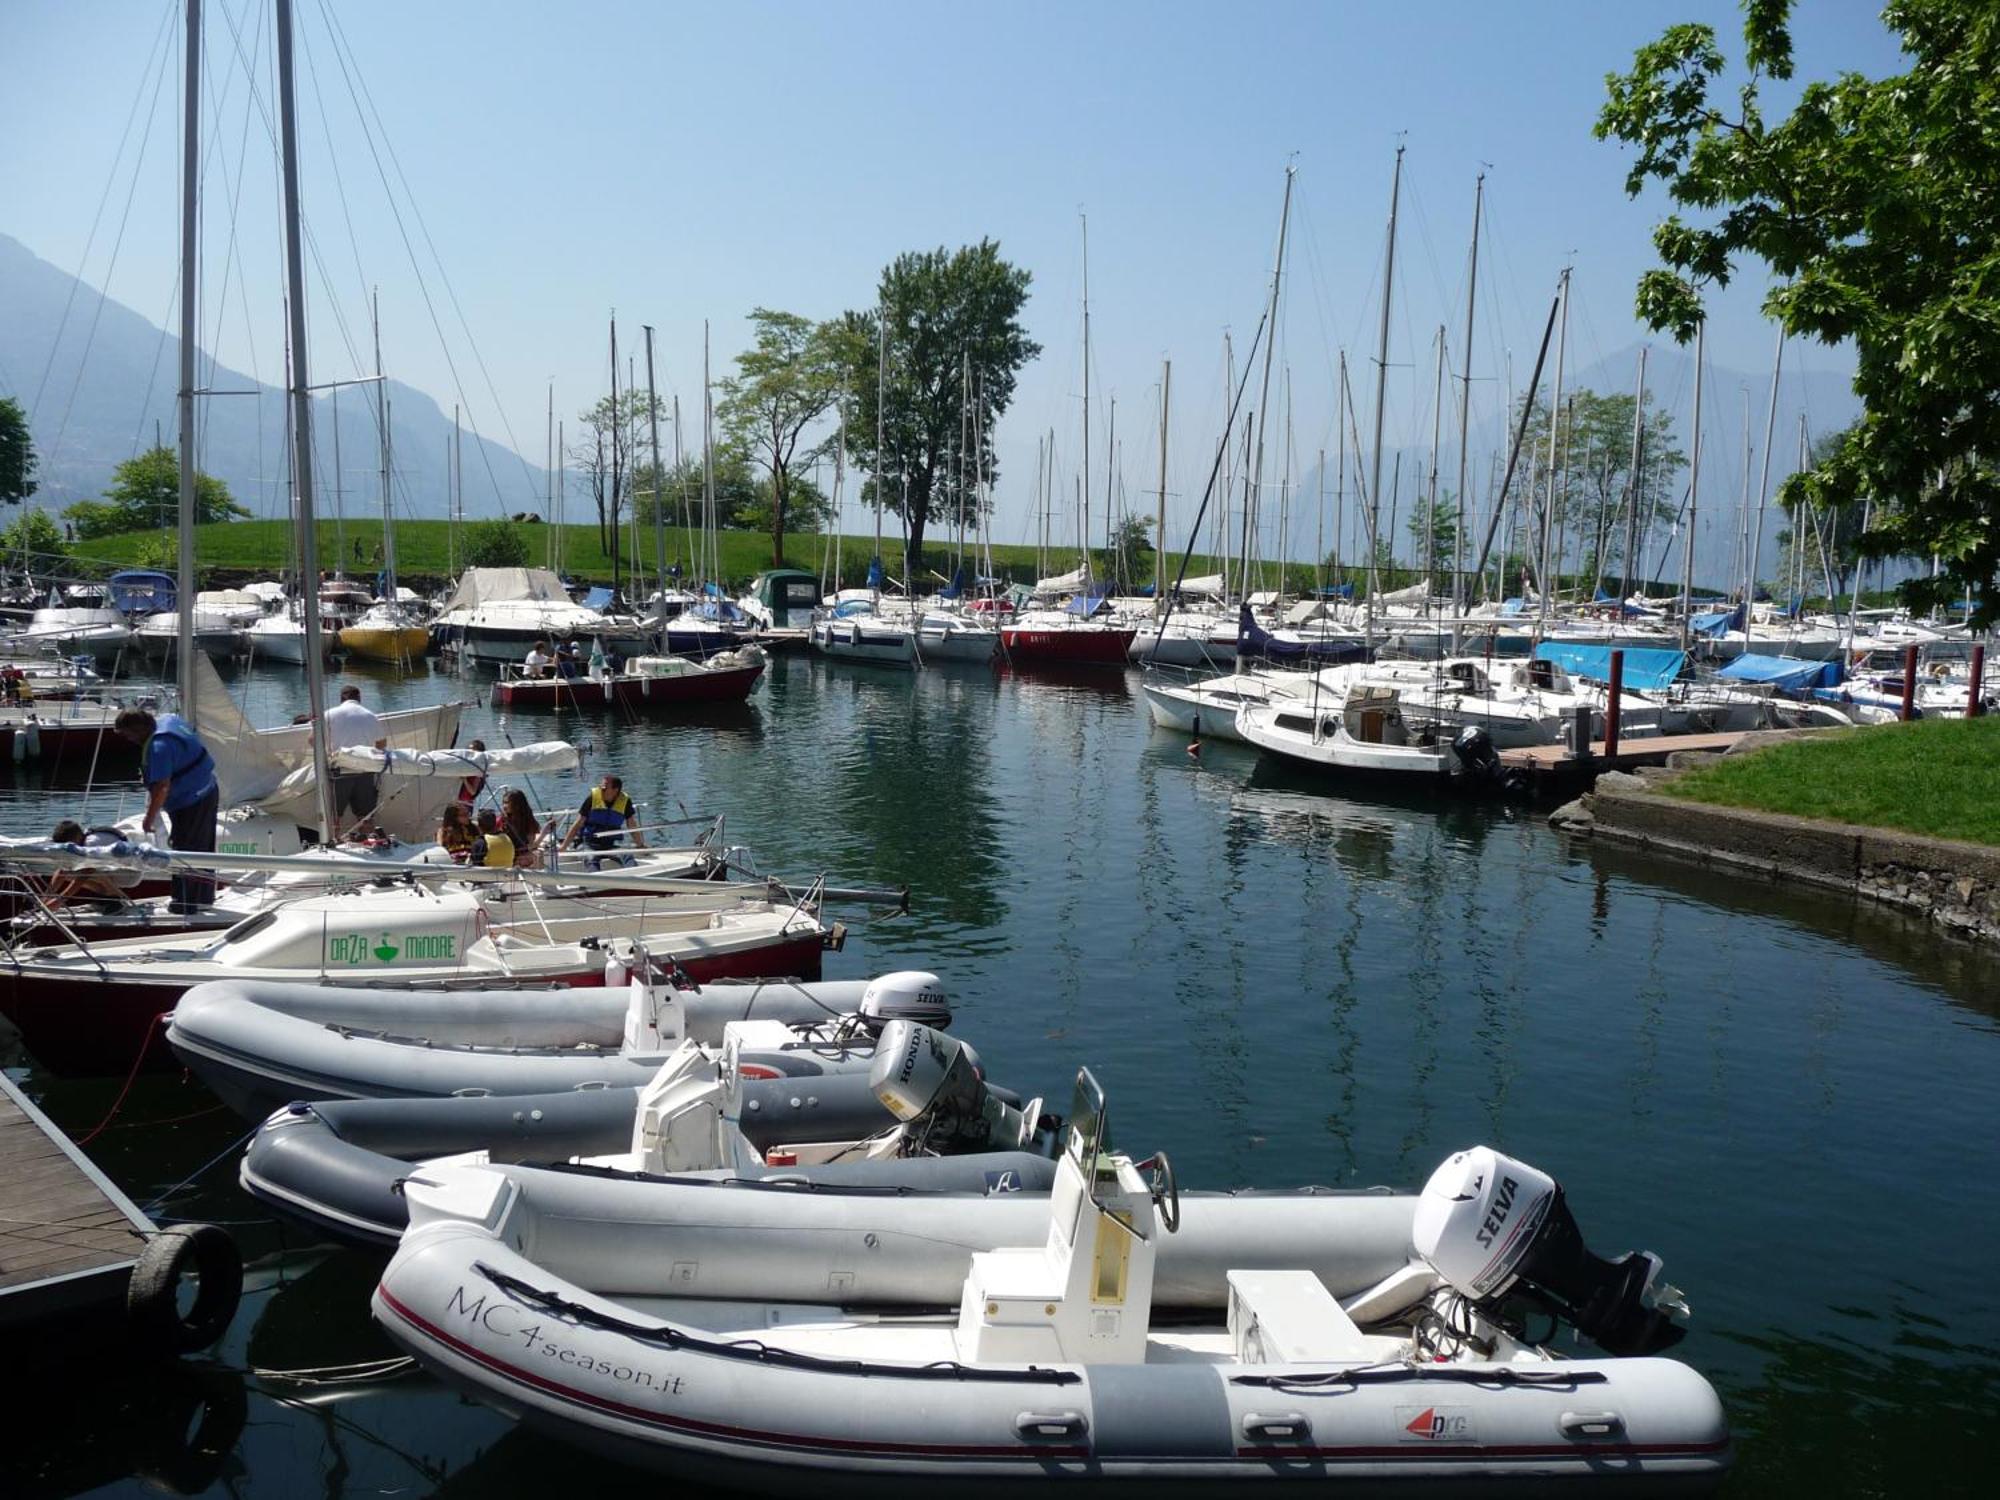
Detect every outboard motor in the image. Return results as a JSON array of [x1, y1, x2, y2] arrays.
[[1412, 1146, 1687, 1356], [1450, 724, 1499, 780], [868, 1019, 1029, 1153], [856, 971, 953, 1034]]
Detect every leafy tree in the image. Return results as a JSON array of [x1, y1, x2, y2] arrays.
[[1108, 514, 1153, 588], [1, 508, 67, 569], [64, 444, 249, 539], [1405, 492, 1460, 587], [464, 518, 529, 568], [837, 241, 1040, 574], [1596, 0, 2000, 622], [717, 309, 846, 566], [0, 397, 36, 507], [572, 390, 662, 559], [1510, 388, 1685, 593]]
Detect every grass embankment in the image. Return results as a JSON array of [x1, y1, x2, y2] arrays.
[[1661, 718, 2000, 847], [72, 518, 1330, 593]]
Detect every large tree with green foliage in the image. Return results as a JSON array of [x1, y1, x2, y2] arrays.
[[1596, 0, 2000, 621], [0, 397, 36, 507], [1511, 387, 1687, 591], [837, 241, 1040, 573], [717, 309, 846, 566], [64, 444, 248, 539]]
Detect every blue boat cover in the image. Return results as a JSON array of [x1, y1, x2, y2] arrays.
[[938, 566, 965, 600], [108, 569, 176, 614], [1534, 642, 1686, 691], [1500, 597, 1526, 616], [1236, 605, 1367, 664], [581, 586, 614, 611], [1066, 588, 1113, 617], [1717, 653, 1843, 691], [1689, 603, 1746, 637], [1313, 583, 1355, 599], [865, 556, 884, 589]]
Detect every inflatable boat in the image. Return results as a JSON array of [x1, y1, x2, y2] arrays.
[[3, 881, 829, 1075], [241, 1006, 1060, 1246], [375, 1082, 1727, 1491], [168, 969, 947, 1121]]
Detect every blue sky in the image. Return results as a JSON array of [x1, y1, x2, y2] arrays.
[[1, 0, 1906, 555]]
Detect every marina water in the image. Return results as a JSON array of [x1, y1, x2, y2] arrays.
[[4, 652, 1996, 1497]]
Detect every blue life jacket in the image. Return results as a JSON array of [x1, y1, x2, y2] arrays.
[[147, 713, 218, 812], [580, 788, 633, 847]]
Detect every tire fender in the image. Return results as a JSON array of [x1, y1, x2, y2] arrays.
[[127, 1222, 242, 1353]]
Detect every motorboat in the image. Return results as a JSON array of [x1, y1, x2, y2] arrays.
[[492, 647, 766, 711], [0, 880, 831, 1075], [811, 597, 918, 668], [133, 606, 247, 660], [1143, 669, 1311, 742], [431, 567, 633, 667], [374, 1077, 1726, 1491], [1128, 609, 1238, 668], [6, 601, 135, 664], [170, 968, 951, 1121], [242, 605, 315, 664], [339, 601, 432, 665], [913, 608, 999, 665]]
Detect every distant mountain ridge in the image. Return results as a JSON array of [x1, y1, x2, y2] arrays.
[[0, 232, 547, 525]]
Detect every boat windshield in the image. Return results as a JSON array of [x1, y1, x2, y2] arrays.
[[1066, 1068, 1117, 1199]]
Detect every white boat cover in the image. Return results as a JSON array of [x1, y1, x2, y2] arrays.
[[437, 567, 574, 612], [1374, 580, 1432, 604], [328, 741, 579, 778], [1176, 573, 1225, 596], [1034, 565, 1089, 592]]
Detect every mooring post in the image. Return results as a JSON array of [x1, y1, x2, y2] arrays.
[[1970, 642, 1986, 719], [1605, 649, 1624, 759], [1900, 643, 1919, 721], [1570, 703, 1592, 760]]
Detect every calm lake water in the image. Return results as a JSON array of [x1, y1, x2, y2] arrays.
[[5, 651, 1997, 1497]]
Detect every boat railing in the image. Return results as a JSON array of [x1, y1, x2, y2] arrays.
[[0, 870, 112, 975]]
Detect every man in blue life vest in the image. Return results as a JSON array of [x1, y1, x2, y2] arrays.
[[116, 708, 219, 912], [562, 772, 648, 858]]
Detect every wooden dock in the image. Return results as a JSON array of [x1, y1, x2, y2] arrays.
[[0, 1071, 153, 1333], [1498, 730, 1749, 792]]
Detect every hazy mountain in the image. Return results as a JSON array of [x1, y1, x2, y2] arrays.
[[0, 232, 548, 525]]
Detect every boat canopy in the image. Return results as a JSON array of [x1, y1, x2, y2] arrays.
[[1689, 603, 1747, 637], [581, 587, 616, 612], [108, 570, 177, 614], [1533, 642, 1686, 691], [1065, 588, 1113, 617], [439, 568, 575, 612], [1716, 653, 1843, 691]]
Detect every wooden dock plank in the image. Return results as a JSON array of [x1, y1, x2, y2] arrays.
[[0, 1073, 155, 1323], [1498, 730, 1747, 771]]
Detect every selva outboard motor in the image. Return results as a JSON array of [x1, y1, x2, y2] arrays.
[[1412, 1145, 1688, 1356], [868, 1019, 1036, 1155]]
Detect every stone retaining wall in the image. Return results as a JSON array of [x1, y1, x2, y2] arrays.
[[1552, 766, 2000, 945]]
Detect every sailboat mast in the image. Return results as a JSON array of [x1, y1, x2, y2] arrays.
[[1450, 172, 1482, 650], [1365, 145, 1403, 650], [644, 324, 665, 639], [873, 311, 886, 585], [544, 384, 554, 571], [1426, 326, 1445, 590], [1535, 267, 1570, 643], [1155, 359, 1170, 598], [1245, 163, 1295, 606], [609, 316, 621, 602], [274, 0, 334, 839], [702, 322, 715, 592], [175, 0, 199, 717], [1080, 214, 1092, 586], [1681, 318, 1706, 649], [374, 290, 394, 594], [1622, 348, 1649, 602], [1747, 322, 1786, 651], [1336, 352, 1347, 589]]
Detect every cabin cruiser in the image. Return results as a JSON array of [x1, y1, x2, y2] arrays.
[[812, 594, 918, 668], [431, 567, 637, 666]]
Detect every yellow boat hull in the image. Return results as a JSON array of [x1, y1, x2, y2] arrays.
[[338, 624, 431, 663]]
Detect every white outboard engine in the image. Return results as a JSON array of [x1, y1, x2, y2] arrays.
[[868, 1019, 1029, 1153], [857, 971, 953, 1034], [1412, 1146, 1687, 1356]]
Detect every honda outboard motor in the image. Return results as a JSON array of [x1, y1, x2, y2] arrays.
[[1412, 1145, 1687, 1356], [868, 1019, 1029, 1153], [856, 971, 953, 1034]]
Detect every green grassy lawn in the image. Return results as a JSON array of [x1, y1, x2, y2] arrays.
[[70, 518, 1330, 594], [1660, 718, 2000, 846]]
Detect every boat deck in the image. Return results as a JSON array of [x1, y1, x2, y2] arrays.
[[0, 1070, 153, 1332]]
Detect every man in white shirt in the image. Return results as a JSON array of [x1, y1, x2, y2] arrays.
[[523, 640, 552, 679], [323, 684, 389, 840]]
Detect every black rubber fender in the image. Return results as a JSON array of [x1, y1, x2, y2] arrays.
[[127, 1223, 242, 1353]]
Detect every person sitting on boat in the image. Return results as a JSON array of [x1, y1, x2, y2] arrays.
[[456, 739, 487, 807], [115, 708, 219, 913], [323, 684, 389, 841], [437, 803, 476, 863], [555, 637, 582, 679], [500, 787, 544, 867], [522, 642, 553, 680], [41, 819, 139, 907], [563, 773, 647, 858], [1, 667, 30, 704], [470, 808, 515, 869]]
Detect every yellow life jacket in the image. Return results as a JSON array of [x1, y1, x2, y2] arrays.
[[480, 831, 516, 868]]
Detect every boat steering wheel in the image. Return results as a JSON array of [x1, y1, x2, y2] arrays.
[[1141, 1152, 1180, 1233]]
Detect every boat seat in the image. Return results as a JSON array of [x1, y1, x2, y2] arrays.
[[1227, 1269, 1373, 1364]]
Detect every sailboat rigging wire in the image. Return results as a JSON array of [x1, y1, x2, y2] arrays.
[[1466, 280, 1561, 591], [1145, 308, 1269, 653]]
